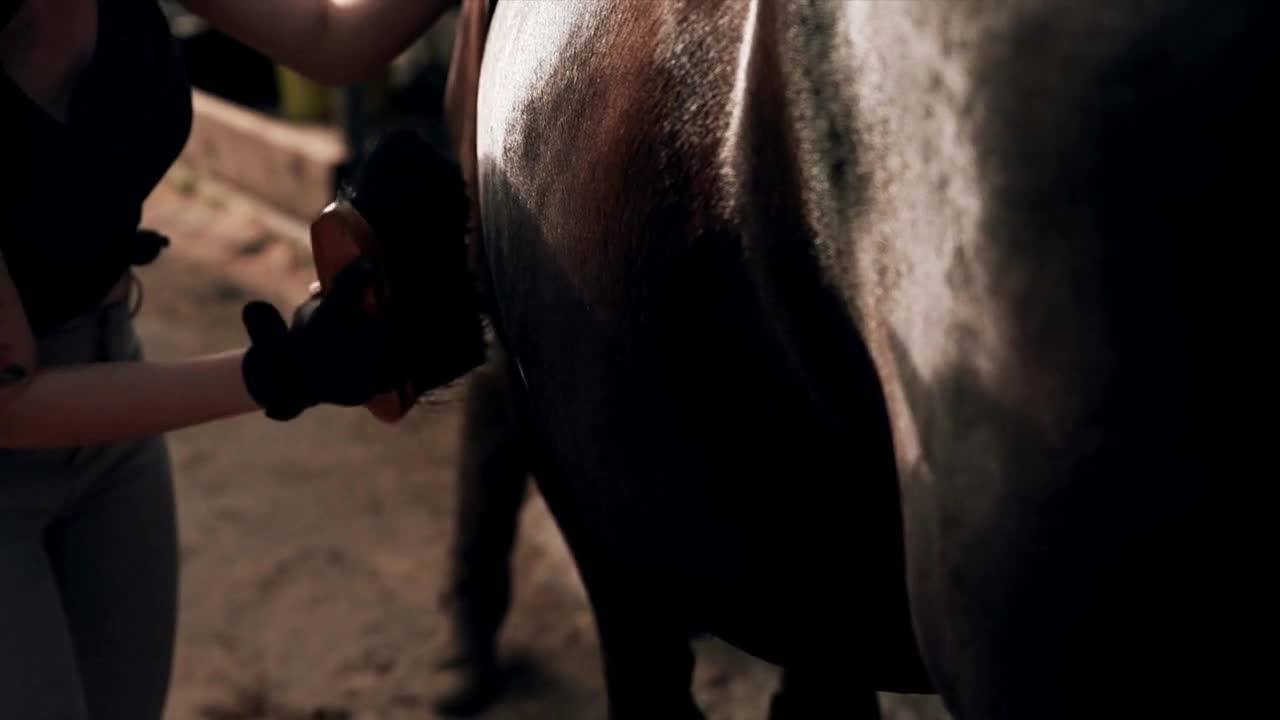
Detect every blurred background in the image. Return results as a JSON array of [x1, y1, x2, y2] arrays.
[[138, 4, 949, 719], [159, 0, 460, 219]]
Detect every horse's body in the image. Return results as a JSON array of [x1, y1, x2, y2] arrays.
[[473, 1, 1269, 717]]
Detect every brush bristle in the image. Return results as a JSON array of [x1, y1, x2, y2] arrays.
[[348, 128, 468, 244], [344, 128, 484, 400]]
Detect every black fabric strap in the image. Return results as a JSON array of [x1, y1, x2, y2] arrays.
[[130, 228, 170, 266]]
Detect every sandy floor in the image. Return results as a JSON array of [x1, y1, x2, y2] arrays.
[[137, 172, 950, 720]]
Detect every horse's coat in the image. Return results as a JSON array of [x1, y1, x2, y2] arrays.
[[471, 1, 1271, 717]]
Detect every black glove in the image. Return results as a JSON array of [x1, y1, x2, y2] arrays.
[[240, 258, 399, 420]]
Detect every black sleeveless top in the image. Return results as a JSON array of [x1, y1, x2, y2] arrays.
[[1, 0, 192, 333]]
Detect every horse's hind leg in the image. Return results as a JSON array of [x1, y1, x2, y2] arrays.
[[575, 563, 703, 720], [769, 667, 880, 720], [597, 618, 702, 720], [433, 346, 530, 715]]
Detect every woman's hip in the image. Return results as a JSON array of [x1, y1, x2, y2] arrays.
[[1, 272, 167, 522], [33, 272, 145, 367]]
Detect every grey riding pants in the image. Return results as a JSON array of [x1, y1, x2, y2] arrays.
[[0, 297, 177, 719]]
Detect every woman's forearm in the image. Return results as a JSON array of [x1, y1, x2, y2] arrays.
[[0, 349, 260, 449], [181, 0, 458, 85]]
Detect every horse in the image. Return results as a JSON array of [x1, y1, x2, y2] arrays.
[[464, 0, 1271, 717]]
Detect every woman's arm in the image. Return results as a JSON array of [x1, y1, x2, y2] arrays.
[[1, 249, 402, 450], [0, 351, 258, 449], [0, 252, 258, 449], [179, 0, 458, 85]]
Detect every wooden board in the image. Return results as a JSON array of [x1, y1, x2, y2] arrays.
[[180, 90, 348, 222]]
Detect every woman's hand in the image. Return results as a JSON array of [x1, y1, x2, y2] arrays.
[[0, 251, 37, 405], [178, 0, 458, 85], [241, 257, 399, 420]]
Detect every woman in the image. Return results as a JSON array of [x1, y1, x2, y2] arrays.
[[1, 1, 464, 717]]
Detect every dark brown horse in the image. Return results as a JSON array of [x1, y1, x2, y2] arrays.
[[466, 1, 1271, 717]]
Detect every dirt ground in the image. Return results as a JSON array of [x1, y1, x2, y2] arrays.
[[137, 170, 950, 720]]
